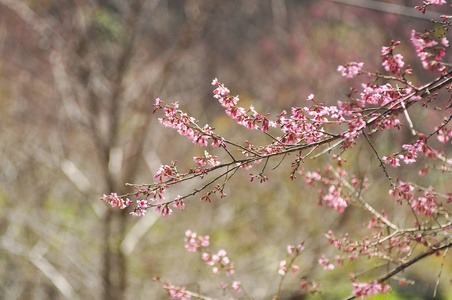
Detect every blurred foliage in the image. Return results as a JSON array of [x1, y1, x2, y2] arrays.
[[0, 0, 451, 299], [92, 8, 125, 41]]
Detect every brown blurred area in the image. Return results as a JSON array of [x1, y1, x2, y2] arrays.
[[0, 1, 450, 299]]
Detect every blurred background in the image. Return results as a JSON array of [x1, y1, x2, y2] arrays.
[[1, 0, 451, 299]]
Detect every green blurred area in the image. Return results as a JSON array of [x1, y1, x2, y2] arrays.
[[0, 0, 451, 299]]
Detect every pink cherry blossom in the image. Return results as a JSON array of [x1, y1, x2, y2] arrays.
[[184, 230, 210, 252], [193, 151, 221, 167], [232, 281, 242, 293], [162, 283, 191, 300], [318, 255, 335, 270], [287, 243, 304, 255], [337, 62, 364, 78], [322, 185, 348, 212], [352, 281, 390, 298], [156, 203, 172, 216], [428, 0, 446, 5], [172, 195, 185, 209], [278, 260, 288, 275], [382, 155, 400, 167], [101, 193, 132, 209]]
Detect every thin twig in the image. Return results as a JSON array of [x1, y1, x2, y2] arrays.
[[311, 140, 343, 159], [400, 100, 416, 136], [330, 167, 399, 231], [362, 131, 394, 187], [433, 247, 449, 299], [182, 289, 218, 300], [272, 153, 287, 170]]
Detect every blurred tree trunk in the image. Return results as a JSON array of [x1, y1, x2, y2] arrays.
[[0, 0, 213, 298], [0, 0, 145, 299], [70, 1, 144, 298]]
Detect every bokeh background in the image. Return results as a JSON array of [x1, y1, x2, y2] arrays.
[[1, 0, 451, 299]]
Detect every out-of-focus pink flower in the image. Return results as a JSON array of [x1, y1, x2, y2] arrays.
[[352, 281, 390, 298], [337, 62, 364, 78], [232, 281, 242, 292], [278, 260, 288, 275], [318, 255, 335, 270]]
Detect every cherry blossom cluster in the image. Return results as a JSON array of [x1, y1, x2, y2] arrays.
[[184, 230, 235, 276], [321, 217, 424, 265], [274, 242, 322, 298], [101, 161, 207, 216], [381, 40, 407, 76], [337, 62, 364, 78], [322, 230, 381, 264], [161, 283, 191, 300], [387, 235, 412, 254], [157, 234, 313, 299], [193, 151, 221, 167], [436, 124, 452, 143], [319, 230, 415, 291], [382, 131, 452, 177], [301, 163, 367, 213], [389, 180, 439, 217], [212, 78, 277, 132], [338, 77, 422, 149], [130, 199, 150, 217], [319, 254, 340, 271], [278, 243, 304, 276], [335, 36, 451, 151], [213, 78, 345, 148], [154, 99, 225, 148], [427, 0, 446, 5], [352, 281, 390, 298], [360, 83, 416, 107], [276, 95, 344, 145], [299, 279, 320, 295], [411, 29, 449, 74], [101, 193, 168, 217], [155, 203, 173, 217], [200, 184, 227, 203], [249, 172, 269, 183], [219, 281, 242, 293], [384, 138, 427, 168], [154, 162, 184, 183], [202, 249, 235, 276], [415, 0, 446, 14], [101, 193, 131, 209], [119, 68, 427, 218], [184, 230, 210, 252], [183, 230, 241, 296]]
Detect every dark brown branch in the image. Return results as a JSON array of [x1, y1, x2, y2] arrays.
[[343, 238, 452, 300]]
